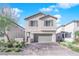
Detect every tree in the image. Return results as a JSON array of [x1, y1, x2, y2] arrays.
[[0, 6, 19, 42], [0, 15, 14, 42], [0, 7, 18, 23]]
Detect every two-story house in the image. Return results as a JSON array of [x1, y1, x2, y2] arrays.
[[56, 20, 79, 42], [25, 12, 57, 43]]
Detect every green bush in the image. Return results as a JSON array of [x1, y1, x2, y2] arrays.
[[13, 48, 21, 52], [71, 47, 79, 52], [0, 47, 22, 52], [0, 40, 6, 47], [0, 39, 24, 52], [60, 42, 69, 46], [68, 43, 73, 48], [7, 42, 13, 48], [21, 41, 25, 46], [0, 47, 6, 52], [72, 41, 76, 44], [4, 48, 13, 52], [60, 41, 79, 52], [13, 41, 23, 48]]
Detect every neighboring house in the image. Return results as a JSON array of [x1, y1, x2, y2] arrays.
[[0, 21, 25, 42], [56, 25, 65, 42], [7, 22, 25, 42], [56, 20, 79, 42], [25, 12, 57, 43]]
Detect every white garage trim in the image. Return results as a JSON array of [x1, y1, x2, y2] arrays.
[[52, 34, 56, 42]]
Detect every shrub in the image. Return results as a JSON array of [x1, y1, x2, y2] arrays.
[[72, 41, 76, 44], [21, 41, 25, 47], [71, 47, 79, 52], [68, 43, 73, 48], [0, 47, 6, 52], [0, 39, 24, 52], [60, 41, 74, 48], [13, 41, 23, 48], [13, 48, 21, 52], [4, 48, 12, 52], [60, 42, 69, 46], [7, 42, 13, 48], [60, 41, 79, 52]]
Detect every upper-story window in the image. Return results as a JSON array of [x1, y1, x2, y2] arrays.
[[44, 20, 53, 26], [29, 20, 38, 27]]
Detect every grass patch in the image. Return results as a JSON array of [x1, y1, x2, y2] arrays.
[[60, 41, 79, 52]]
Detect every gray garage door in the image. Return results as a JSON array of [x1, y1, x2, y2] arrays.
[[34, 34, 52, 43]]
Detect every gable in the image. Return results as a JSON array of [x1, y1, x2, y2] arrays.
[[25, 12, 45, 20], [24, 12, 57, 21], [40, 15, 57, 20]]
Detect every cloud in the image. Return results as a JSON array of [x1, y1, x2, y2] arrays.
[[54, 14, 61, 23], [12, 8, 23, 13], [57, 3, 79, 9], [39, 3, 79, 12], [39, 3, 79, 27], [54, 8, 59, 12], [11, 8, 23, 18], [39, 5, 59, 12], [54, 14, 61, 19], [49, 5, 56, 8], [40, 8, 52, 12], [54, 14, 62, 27]]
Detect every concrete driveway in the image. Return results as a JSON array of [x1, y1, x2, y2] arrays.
[[22, 43, 79, 56], [0, 43, 79, 55]]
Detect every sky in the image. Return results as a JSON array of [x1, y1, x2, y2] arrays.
[[0, 3, 79, 28]]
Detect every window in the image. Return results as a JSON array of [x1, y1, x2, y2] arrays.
[[29, 21, 38, 27], [65, 32, 71, 38], [44, 20, 53, 26]]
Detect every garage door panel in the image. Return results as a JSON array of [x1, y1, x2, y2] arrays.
[[38, 34, 52, 43]]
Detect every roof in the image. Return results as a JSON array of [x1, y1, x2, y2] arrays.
[[8, 20, 25, 30], [57, 20, 79, 29], [64, 20, 79, 26], [57, 25, 65, 29], [40, 15, 57, 20], [24, 12, 45, 20], [24, 12, 57, 20], [12, 21, 25, 30]]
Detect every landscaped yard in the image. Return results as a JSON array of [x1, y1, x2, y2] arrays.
[[60, 41, 79, 52], [0, 42, 79, 55], [0, 39, 25, 52]]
